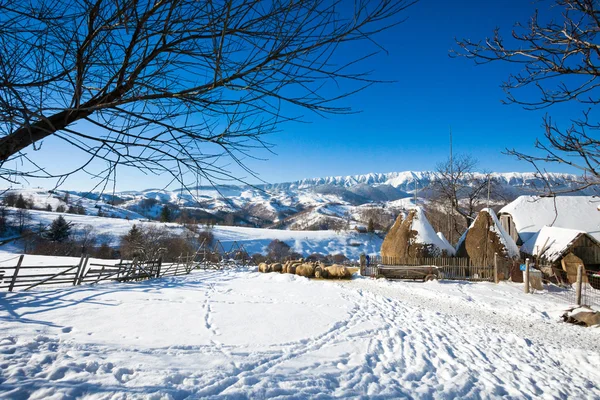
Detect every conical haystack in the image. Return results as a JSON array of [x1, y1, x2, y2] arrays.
[[456, 208, 519, 266], [381, 207, 455, 264]]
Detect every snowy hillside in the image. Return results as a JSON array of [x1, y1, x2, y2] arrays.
[[0, 208, 381, 260]]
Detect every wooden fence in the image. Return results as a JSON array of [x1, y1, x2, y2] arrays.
[[377, 256, 473, 267], [362, 256, 496, 282], [0, 254, 195, 292]]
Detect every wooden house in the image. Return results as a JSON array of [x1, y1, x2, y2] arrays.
[[520, 226, 600, 270], [498, 195, 600, 245]]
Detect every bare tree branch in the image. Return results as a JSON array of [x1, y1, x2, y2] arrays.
[[0, 0, 415, 194], [453, 0, 600, 193]]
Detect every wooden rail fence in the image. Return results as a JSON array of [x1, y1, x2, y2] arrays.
[[0, 254, 196, 292]]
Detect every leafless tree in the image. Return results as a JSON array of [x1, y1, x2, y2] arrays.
[[0, 0, 414, 192], [14, 208, 31, 233], [453, 0, 600, 193], [431, 155, 497, 234]]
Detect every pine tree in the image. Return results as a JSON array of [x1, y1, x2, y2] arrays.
[[45, 215, 72, 242], [45, 204, 52, 212], [123, 224, 143, 246], [160, 205, 171, 222], [76, 201, 86, 215], [15, 194, 27, 209], [367, 218, 375, 233]]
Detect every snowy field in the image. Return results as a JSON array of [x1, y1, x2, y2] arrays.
[[0, 208, 382, 260], [1, 269, 599, 399]]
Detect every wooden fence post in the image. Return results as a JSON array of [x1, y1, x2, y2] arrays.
[[156, 256, 163, 278], [8, 255, 24, 292], [359, 254, 366, 276], [494, 253, 499, 284], [524, 258, 530, 294], [73, 254, 86, 285], [576, 264, 583, 306], [77, 256, 90, 285]]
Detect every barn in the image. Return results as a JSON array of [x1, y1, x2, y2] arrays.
[[498, 195, 600, 245], [520, 225, 600, 272]]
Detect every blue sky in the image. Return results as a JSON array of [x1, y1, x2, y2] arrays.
[[18, 0, 589, 191], [241, 0, 580, 186]]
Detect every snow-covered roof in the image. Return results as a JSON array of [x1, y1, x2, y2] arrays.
[[499, 195, 600, 243], [457, 208, 520, 258], [411, 207, 456, 256], [520, 226, 593, 262]]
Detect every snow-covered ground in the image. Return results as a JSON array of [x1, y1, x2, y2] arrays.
[[1, 269, 598, 399]]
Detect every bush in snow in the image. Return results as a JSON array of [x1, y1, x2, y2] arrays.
[[267, 239, 291, 262], [251, 253, 267, 265], [120, 224, 196, 262]]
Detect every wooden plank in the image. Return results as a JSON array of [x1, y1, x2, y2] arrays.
[[23, 265, 79, 291], [6, 272, 78, 279], [12, 278, 76, 284], [8, 255, 24, 292]]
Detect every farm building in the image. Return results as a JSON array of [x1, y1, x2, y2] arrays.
[[456, 208, 519, 267], [498, 195, 600, 245], [380, 207, 455, 265], [520, 226, 600, 271]]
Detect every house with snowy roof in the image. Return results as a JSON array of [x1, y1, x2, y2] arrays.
[[498, 195, 600, 245], [520, 226, 600, 269]]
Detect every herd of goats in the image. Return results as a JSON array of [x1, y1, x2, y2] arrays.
[[258, 260, 353, 279]]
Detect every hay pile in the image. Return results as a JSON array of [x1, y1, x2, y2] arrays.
[[456, 208, 519, 266], [380, 207, 455, 264]]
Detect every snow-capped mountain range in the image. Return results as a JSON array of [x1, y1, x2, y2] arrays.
[[5, 171, 594, 231]]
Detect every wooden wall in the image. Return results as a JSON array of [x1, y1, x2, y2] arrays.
[[499, 214, 520, 244], [571, 234, 600, 267]]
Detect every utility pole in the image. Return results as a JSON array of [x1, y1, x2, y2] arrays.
[[487, 177, 491, 209], [449, 127, 454, 244]]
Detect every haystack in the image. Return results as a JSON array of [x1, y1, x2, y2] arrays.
[[456, 208, 519, 266], [380, 207, 455, 264]]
